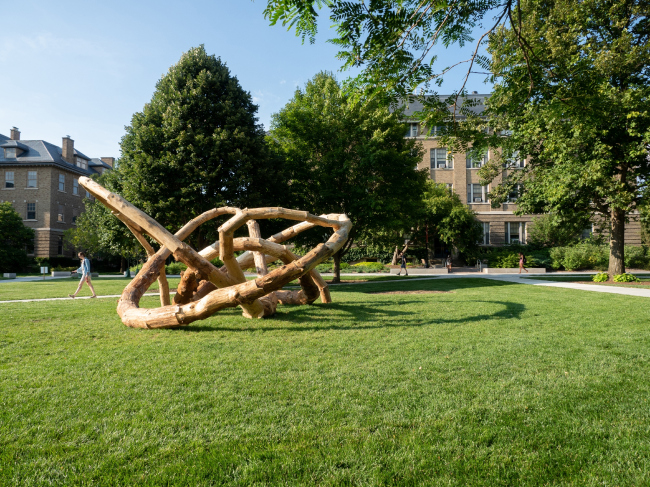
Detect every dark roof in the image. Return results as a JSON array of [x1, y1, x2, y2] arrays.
[[89, 158, 113, 171], [0, 137, 107, 177], [400, 93, 490, 120], [0, 140, 30, 151]]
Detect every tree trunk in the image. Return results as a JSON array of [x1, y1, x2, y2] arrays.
[[120, 256, 126, 273], [608, 208, 626, 278], [332, 251, 342, 284]]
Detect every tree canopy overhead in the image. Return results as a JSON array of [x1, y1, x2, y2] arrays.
[[269, 71, 427, 281], [117, 45, 279, 249]]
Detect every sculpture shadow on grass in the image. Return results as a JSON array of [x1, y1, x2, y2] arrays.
[[181, 297, 527, 333]]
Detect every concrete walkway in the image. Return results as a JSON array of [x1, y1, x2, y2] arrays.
[[2, 272, 650, 303]]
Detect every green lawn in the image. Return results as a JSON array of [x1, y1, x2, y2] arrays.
[[1, 278, 649, 485]]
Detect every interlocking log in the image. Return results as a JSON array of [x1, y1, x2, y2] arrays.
[[78, 177, 349, 329]]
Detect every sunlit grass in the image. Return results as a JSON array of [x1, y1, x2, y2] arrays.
[[1, 278, 649, 485]]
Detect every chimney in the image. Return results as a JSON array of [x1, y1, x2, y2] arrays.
[[100, 157, 115, 168], [10, 127, 20, 140], [62, 136, 74, 164]]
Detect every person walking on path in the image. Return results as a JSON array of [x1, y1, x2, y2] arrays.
[[519, 252, 529, 274], [397, 251, 408, 276], [69, 252, 97, 298], [446, 254, 452, 273]]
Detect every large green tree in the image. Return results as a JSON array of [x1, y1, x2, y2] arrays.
[[118, 45, 279, 249], [0, 202, 35, 272], [269, 72, 427, 281], [468, 0, 650, 276]]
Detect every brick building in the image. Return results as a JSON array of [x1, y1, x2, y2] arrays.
[[403, 94, 642, 248], [0, 127, 114, 257]]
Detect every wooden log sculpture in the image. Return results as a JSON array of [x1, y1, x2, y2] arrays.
[[78, 177, 351, 329]]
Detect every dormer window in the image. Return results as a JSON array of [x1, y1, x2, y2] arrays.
[[75, 157, 88, 170], [1, 141, 28, 158]]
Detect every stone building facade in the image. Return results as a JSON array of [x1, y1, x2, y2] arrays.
[[403, 94, 642, 248], [0, 127, 114, 257]]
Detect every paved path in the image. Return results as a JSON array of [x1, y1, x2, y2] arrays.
[[2, 272, 650, 303]]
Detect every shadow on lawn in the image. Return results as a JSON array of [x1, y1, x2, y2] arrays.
[[182, 297, 526, 333]]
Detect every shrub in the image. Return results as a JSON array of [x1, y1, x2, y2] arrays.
[[624, 246, 649, 269], [165, 262, 188, 275], [352, 262, 389, 272], [613, 273, 640, 282], [592, 272, 609, 282], [550, 242, 608, 271]]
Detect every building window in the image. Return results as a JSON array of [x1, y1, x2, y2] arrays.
[[25, 237, 34, 255], [4, 148, 17, 158], [85, 190, 91, 199], [506, 222, 526, 244], [57, 235, 64, 255], [27, 171, 37, 188], [4, 171, 14, 189], [58, 174, 65, 192], [405, 123, 419, 137], [480, 222, 490, 245], [73, 178, 79, 195], [581, 224, 594, 240], [446, 183, 453, 193], [504, 151, 525, 168], [26, 203, 36, 220], [430, 148, 453, 169], [57, 204, 65, 223], [466, 151, 488, 168], [467, 184, 489, 204], [72, 208, 79, 224], [508, 184, 522, 202], [76, 157, 87, 170]]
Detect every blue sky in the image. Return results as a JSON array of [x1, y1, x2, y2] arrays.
[[0, 0, 492, 159]]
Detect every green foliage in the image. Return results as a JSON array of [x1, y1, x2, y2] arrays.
[[165, 262, 187, 275], [422, 182, 483, 254], [527, 214, 590, 248], [593, 272, 609, 283], [269, 72, 427, 277], [117, 45, 279, 249], [0, 202, 35, 272], [474, 0, 650, 275], [613, 273, 640, 283], [549, 243, 650, 271]]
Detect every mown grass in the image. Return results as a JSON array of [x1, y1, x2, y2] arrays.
[[1, 278, 650, 485]]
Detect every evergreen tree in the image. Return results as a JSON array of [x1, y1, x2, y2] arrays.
[[118, 45, 279, 249]]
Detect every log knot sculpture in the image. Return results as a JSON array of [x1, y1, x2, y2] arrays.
[[78, 177, 351, 329]]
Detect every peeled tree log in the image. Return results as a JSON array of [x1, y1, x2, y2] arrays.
[[78, 177, 349, 329]]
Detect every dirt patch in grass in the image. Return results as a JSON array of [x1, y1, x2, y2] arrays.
[[369, 290, 453, 295]]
